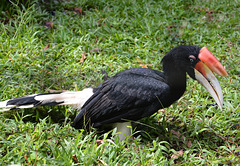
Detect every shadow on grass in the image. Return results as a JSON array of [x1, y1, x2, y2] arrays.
[[4, 106, 237, 153]]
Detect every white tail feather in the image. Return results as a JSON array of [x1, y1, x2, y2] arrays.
[[0, 88, 93, 112], [57, 88, 94, 109]]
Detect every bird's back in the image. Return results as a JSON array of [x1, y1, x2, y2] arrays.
[[72, 68, 179, 129]]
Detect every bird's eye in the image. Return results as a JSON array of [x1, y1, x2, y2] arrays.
[[188, 55, 196, 63]]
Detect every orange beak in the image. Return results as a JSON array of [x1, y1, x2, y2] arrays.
[[196, 47, 228, 77], [194, 47, 228, 110]]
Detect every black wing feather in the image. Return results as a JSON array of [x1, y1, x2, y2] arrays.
[[72, 68, 174, 129]]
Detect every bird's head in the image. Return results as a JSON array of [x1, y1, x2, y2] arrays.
[[162, 45, 228, 110]]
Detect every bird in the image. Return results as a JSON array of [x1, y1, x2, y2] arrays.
[[0, 45, 228, 140]]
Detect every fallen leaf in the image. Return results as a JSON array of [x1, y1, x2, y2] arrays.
[[141, 64, 148, 68], [187, 140, 192, 148], [45, 21, 53, 29], [80, 52, 87, 63], [171, 149, 184, 159], [74, 7, 85, 15], [72, 154, 79, 164], [136, 57, 148, 68], [159, 109, 165, 113], [74, 7, 82, 14], [40, 44, 50, 51], [44, 44, 50, 50], [96, 140, 104, 146]]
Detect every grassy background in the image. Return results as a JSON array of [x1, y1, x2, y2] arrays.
[[0, 0, 239, 165]]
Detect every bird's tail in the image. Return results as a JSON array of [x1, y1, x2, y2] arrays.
[[0, 88, 93, 112]]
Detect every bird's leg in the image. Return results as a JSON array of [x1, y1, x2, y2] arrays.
[[112, 122, 132, 141]]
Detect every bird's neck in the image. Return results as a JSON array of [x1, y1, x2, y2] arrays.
[[164, 69, 187, 99], [162, 56, 187, 91], [165, 71, 186, 88], [161, 54, 188, 100]]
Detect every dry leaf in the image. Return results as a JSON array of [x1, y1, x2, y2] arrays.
[[159, 109, 165, 113], [72, 154, 79, 163], [171, 149, 184, 159], [72, 154, 80, 165], [141, 64, 148, 68], [136, 57, 148, 68], [74, 7, 85, 15], [41, 44, 50, 51], [80, 52, 87, 63], [96, 140, 104, 146], [187, 140, 192, 148], [74, 7, 82, 14], [44, 44, 50, 51], [45, 21, 53, 29]]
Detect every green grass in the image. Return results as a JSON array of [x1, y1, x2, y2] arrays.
[[0, 0, 239, 165]]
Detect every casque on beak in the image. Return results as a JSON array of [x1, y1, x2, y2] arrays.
[[194, 47, 228, 110]]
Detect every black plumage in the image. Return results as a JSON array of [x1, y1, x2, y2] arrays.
[[71, 45, 201, 129], [6, 92, 64, 109], [1, 45, 227, 140]]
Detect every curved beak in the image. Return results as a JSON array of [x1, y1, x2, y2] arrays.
[[194, 47, 228, 110]]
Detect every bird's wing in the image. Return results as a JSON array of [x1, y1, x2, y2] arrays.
[[72, 68, 172, 128]]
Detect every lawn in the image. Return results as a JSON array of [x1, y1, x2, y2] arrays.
[[0, 0, 239, 165]]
